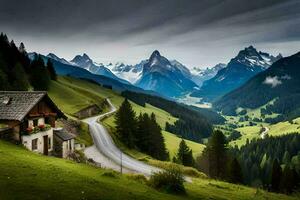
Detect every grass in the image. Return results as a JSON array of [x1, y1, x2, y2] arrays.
[[103, 117, 204, 161], [228, 117, 300, 148], [162, 131, 205, 158], [230, 126, 262, 148], [48, 77, 106, 116], [267, 117, 300, 136], [51, 77, 177, 128], [50, 76, 203, 159], [0, 140, 297, 200], [74, 122, 93, 147]]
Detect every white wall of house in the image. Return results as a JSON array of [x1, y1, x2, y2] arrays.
[[22, 128, 53, 154], [62, 139, 75, 158]]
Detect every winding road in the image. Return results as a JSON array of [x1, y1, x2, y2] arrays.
[[260, 127, 269, 139], [83, 99, 160, 176]]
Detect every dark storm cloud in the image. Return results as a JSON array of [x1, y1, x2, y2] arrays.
[[0, 0, 299, 67]]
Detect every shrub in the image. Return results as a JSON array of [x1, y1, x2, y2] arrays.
[[126, 174, 147, 184], [101, 170, 119, 178], [148, 165, 185, 194]]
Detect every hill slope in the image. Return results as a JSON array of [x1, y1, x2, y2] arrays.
[[48, 76, 205, 158], [214, 52, 300, 119], [0, 140, 295, 200]]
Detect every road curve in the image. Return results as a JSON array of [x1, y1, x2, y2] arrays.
[[260, 127, 269, 139], [83, 99, 160, 176]]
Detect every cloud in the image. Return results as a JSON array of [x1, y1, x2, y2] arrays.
[[263, 76, 282, 88], [0, 0, 299, 67]]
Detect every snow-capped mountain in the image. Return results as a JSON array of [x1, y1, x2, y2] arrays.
[[70, 54, 130, 84], [191, 46, 282, 101], [46, 53, 71, 65], [135, 50, 198, 97], [169, 60, 192, 79], [191, 63, 226, 86], [215, 51, 300, 117], [107, 61, 146, 84]]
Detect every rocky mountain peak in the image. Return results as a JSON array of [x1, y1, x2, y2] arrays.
[[150, 50, 161, 60]]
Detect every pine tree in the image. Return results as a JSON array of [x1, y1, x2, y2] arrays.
[[0, 68, 9, 90], [114, 99, 137, 148], [149, 113, 168, 160], [135, 113, 168, 160], [280, 165, 294, 194], [29, 55, 50, 90], [271, 159, 282, 192], [47, 59, 57, 81], [136, 113, 151, 152], [175, 139, 194, 167], [228, 158, 243, 184], [282, 151, 291, 165], [207, 130, 228, 179], [11, 62, 29, 90]]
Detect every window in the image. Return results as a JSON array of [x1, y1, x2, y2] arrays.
[[48, 137, 51, 149], [32, 139, 38, 150], [33, 119, 38, 127]]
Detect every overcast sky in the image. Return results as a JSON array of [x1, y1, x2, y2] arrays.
[[1, 0, 299, 68]]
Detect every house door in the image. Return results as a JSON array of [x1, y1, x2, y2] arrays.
[[43, 135, 48, 155]]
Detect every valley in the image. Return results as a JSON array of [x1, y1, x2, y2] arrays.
[[1, 24, 300, 200]]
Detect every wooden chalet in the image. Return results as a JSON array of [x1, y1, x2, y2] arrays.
[[0, 91, 74, 156]]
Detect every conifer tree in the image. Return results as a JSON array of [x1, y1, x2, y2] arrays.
[[11, 62, 29, 90], [47, 59, 57, 81], [135, 113, 168, 160], [280, 165, 294, 194], [148, 113, 168, 160], [114, 99, 137, 148], [0, 68, 9, 90], [175, 139, 194, 167], [29, 55, 50, 90], [207, 130, 228, 179], [271, 159, 282, 192], [228, 158, 243, 184]]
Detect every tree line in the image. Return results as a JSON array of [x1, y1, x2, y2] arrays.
[[0, 33, 57, 91], [195, 131, 300, 194], [230, 133, 300, 193], [114, 99, 169, 160], [121, 90, 219, 143], [195, 130, 243, 184]]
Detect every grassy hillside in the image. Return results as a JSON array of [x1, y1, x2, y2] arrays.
[[48, 79, 105, 117], [0, 140, 296, 200], [162, 131, 204, 158], [228, 117, 300, 148], [267, 117, 300, 136], [49, 76, 204, 158]]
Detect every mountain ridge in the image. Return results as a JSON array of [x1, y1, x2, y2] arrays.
[[135, 50, 198, 97], [191, 46, 282, 101], [214, 51, 300, 119]]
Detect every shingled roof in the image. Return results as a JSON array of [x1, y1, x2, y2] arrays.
[[54, 129, 75, 141], [0, 91, 66, 121]]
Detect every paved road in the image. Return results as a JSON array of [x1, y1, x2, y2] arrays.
[[260, 127, 269, 139], [83, 99, 160, 176]]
